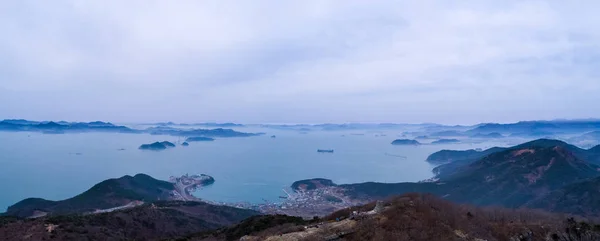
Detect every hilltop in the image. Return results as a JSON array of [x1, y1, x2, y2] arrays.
[[428, 139, 600, 178], [438, 144, 600, 207], [4, 174, 175, 218]]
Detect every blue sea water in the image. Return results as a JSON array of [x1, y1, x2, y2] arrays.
[[0, 127, 508, 212]]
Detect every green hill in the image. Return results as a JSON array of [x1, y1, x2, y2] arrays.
[[5, 174, 175, 217]]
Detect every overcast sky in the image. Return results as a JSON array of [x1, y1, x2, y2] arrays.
[[1, 1, 599, 124]]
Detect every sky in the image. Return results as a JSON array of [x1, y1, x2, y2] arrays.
[[1, 1, 599, 125]]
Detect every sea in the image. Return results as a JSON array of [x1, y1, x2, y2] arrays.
[[0, 126, 513, 212]]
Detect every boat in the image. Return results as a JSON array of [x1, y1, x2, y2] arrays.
[[317, 149, 334, 153]]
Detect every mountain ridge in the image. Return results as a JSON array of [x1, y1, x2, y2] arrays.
[[4, 174, 175, 218]]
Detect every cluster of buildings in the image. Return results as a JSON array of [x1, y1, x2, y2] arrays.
[[253, 186, 366, 218]]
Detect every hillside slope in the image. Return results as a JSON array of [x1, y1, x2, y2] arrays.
[[344, 140, 600, 212], [430, 139, 600, 178], [186, 193, 600, 241], [440, 145, 600, 207], [0, 201, 259, 241], [528, 176, 600, 217], [5, 174, 175, 217]]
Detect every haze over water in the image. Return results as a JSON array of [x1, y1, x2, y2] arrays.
[[0, 126, 513, 212]]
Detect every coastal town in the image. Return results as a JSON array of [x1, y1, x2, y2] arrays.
[[162, 173, 364, 218], [169, 174, 215, 201], [253, 186, 366, 218], [168, 174, 366, 217]]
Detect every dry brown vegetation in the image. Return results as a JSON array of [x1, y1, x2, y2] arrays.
[[199, 193, 600, 241], [0, 201, 258, 241]]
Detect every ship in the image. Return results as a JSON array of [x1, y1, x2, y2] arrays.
[[317, 149, 334, 153]]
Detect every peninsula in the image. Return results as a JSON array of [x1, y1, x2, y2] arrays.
[[169, 174, 215, 201], [4, 173, 216, 218]]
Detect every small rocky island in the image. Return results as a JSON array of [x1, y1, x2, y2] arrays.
[[431, 139, 460, 144], [185, 136, 215, 142], [291, 178, 337, 192], [139, 141, 176, 150], [181, 142, 189, 146], [471, 132, 504, 138], [391, 139, 421, 145]]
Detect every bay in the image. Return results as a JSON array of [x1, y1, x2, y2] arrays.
[[0, 127, 507, 211]]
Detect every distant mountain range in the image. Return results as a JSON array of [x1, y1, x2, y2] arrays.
[[5, 118, 600, 139], [468, 120, 600, 135], [257, 120, 600, 143], [0, 120, 133, 133], [152, 122, 244, 127], [0, 119, 261, 137]]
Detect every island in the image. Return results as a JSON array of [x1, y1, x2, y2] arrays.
[[317, 149, 334, 153], [147, 127, 261, 138], [431, 139, 460, 144], [139, 141, 176, 151], [391, 139, 421, 145], [196, 122, 244, 127], [470, 132, 504, 138], [181, 142, 189, 146], [185, 136, 215, 142], [291, 178, 337, 192]]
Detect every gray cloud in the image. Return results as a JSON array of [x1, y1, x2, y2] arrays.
[[1, 0, 599, 124]]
